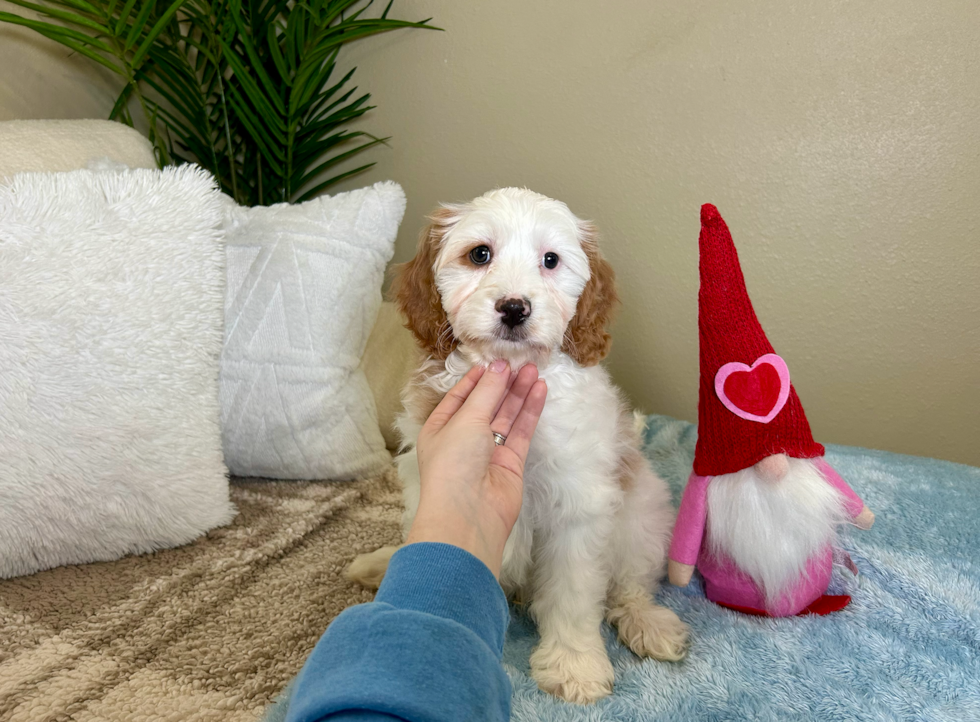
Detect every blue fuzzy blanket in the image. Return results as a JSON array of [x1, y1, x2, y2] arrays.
[[265, 414, 980, 722]]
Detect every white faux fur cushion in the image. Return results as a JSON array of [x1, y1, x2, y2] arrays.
[[0, 165, 235, 579], [219, 181, 406, 480]]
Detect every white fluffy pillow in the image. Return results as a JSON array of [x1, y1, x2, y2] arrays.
[[219, 181, 405, 480], [0, 166, 235, 579]]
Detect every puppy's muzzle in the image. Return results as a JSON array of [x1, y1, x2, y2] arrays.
[[496, 297, 531, 329]]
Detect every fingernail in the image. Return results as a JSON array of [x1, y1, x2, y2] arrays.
[[489, 359, 508, 374]]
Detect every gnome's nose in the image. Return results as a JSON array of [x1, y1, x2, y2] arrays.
[[756, 454, 789, 483]]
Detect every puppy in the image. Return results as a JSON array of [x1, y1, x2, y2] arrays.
[[348, 188, 688, 703]]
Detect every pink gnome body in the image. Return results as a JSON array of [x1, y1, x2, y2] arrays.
[[667, 205, 875, 617], [671, 459, 870, 616]]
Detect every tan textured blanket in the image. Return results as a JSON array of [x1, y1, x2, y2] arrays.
[[0, 470, 402, 722]]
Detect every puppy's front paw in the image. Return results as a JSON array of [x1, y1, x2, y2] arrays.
[[607, 599, 689, 662], [345, 545, 400, 589], [530, 640, 614, 704]]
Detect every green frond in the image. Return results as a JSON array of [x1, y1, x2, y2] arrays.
[[294, 162, 374, 203], [0, 0, 440, 205], [2, 0, 107, 33]]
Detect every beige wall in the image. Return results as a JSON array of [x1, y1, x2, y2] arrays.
[[3, 1, 978, 465], [0, 1, 118, 121], [328, 0, 980, 466]]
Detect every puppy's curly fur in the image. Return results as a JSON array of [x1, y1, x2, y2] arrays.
[[350, 188, 687, 704], [390, 207, 459, 361]]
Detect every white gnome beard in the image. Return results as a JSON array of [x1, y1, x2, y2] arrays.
[[705, 457, 847, 605]]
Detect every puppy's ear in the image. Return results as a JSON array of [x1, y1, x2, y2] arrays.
[[391, 207, 458, 360], [561, 222, 619, 366]]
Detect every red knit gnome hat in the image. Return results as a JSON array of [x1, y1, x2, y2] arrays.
[[693, 204, 824, 477]]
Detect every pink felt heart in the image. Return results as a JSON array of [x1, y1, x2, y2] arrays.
[[714, 354, 791, 423]]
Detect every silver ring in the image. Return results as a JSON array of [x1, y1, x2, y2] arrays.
[[493, 432, 507, 446]]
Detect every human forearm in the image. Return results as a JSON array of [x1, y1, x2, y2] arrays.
[[286, 543, 512, 722]]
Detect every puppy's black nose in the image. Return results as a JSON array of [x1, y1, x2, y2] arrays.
[[496, 297, 531, 329]]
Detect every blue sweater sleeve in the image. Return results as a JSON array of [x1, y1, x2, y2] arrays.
[[284, 542, 512, 722]]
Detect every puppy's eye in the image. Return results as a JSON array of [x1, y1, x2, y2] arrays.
[[543, 252, 560, 269], [469, 245, 492, 265]]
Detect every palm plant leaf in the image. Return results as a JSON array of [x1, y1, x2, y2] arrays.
[[295, 162, 376, 204], [130, 0, 185, 65], [294, 136, 387, 199], [2, 0, 107, 32], [0, 0, 440, 206], [113, 0, 140, 34]]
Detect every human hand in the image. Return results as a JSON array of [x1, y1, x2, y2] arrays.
[[405, 360, 547, 578]]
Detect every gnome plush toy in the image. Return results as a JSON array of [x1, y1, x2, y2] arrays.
[[667, 204, 875, 617]]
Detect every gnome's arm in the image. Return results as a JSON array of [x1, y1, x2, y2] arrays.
[[814, 458, 875, 530], [668, 472, 711, 586]]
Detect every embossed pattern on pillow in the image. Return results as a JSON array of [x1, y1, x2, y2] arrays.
[[219, 182, 405, 480]]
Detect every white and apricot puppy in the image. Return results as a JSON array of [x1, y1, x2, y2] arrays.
[[349, 188, 688, 704]]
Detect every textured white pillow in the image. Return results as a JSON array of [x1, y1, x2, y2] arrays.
[[219, 181, 405, 480], [0, 166, 235, 579]]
